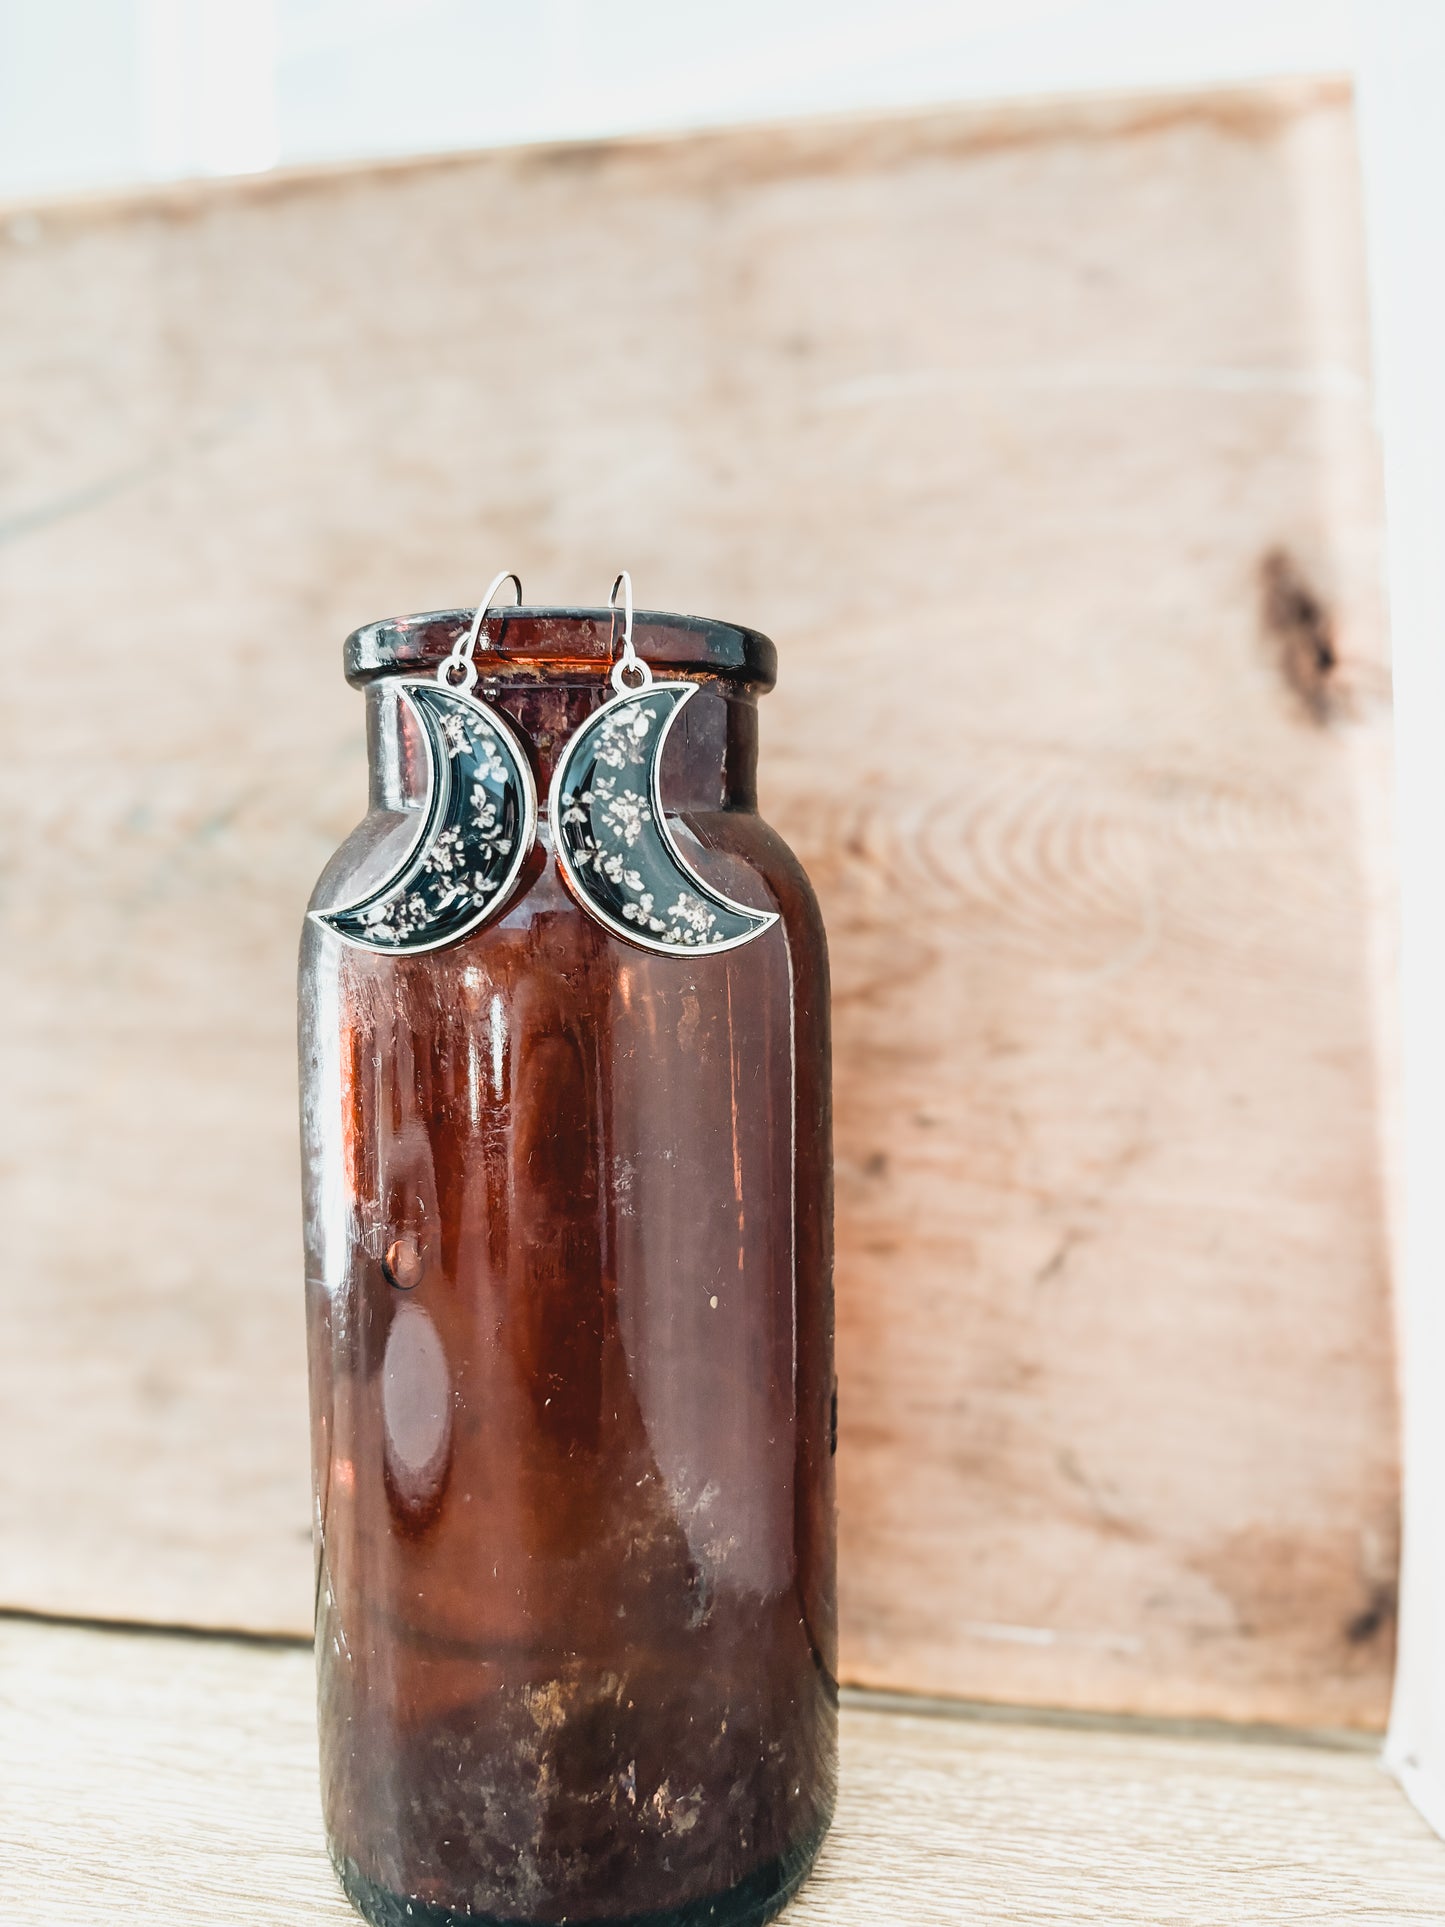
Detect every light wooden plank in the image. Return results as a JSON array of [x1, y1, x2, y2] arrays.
[[2, 1617, 1441, 1925], [0, 81, 1397, 1721]]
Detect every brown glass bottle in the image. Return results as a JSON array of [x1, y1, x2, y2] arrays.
[[299, 608, 836, 1927]]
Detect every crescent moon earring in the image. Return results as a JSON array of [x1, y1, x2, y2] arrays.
[[312, 571, 538, 952], [548, 572, 779, 955]]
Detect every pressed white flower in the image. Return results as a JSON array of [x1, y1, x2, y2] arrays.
[[423, 826, 464, 875], [665, 892, 718, 940], [595, 701, 653, 769], [601, 793, 652, 846], [471, 784, 503, 825], [439, 713, 474, 759]]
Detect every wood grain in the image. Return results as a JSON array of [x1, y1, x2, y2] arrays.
[[4, 1616, 1441, 1925], [0, 82, 1397, 1721]]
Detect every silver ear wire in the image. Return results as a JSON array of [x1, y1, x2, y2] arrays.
[[608, 571, 652, 691], [439, 571, 524, 691]]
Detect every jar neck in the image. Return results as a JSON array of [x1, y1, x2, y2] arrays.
[[366, 674, 762, 815]]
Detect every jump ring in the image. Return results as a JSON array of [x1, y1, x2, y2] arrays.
[[440, 654, 479, 691], [610, 655, 652, 693]]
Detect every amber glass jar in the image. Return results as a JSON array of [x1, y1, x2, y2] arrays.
[[299, 608, 836, 1927]]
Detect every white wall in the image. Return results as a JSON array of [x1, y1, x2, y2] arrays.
[[1, 0, 1353, 201], [1355, 0, 1445, 1840]]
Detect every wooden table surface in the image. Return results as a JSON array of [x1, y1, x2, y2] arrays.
[[5, 1613, 1442, 1924]]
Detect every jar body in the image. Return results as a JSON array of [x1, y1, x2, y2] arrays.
[[299, 614, 835, 1927]]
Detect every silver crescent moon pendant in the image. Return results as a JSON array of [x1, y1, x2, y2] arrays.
[[312, 681, 536, 953], [548, 681, 779, 956]]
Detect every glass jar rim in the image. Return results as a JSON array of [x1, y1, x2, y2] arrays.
[[345, 606, 777, 691]]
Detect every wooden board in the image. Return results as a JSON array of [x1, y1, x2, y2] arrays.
[[0, 81, 1397, 1723], [4, 1616, 1442, 1924]]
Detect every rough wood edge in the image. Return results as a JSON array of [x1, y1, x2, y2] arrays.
[[0, 74, 1354, 228]]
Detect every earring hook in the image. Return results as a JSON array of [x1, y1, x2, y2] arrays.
[[608, 571, 652, 692], [439, 571, 523, 690]]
